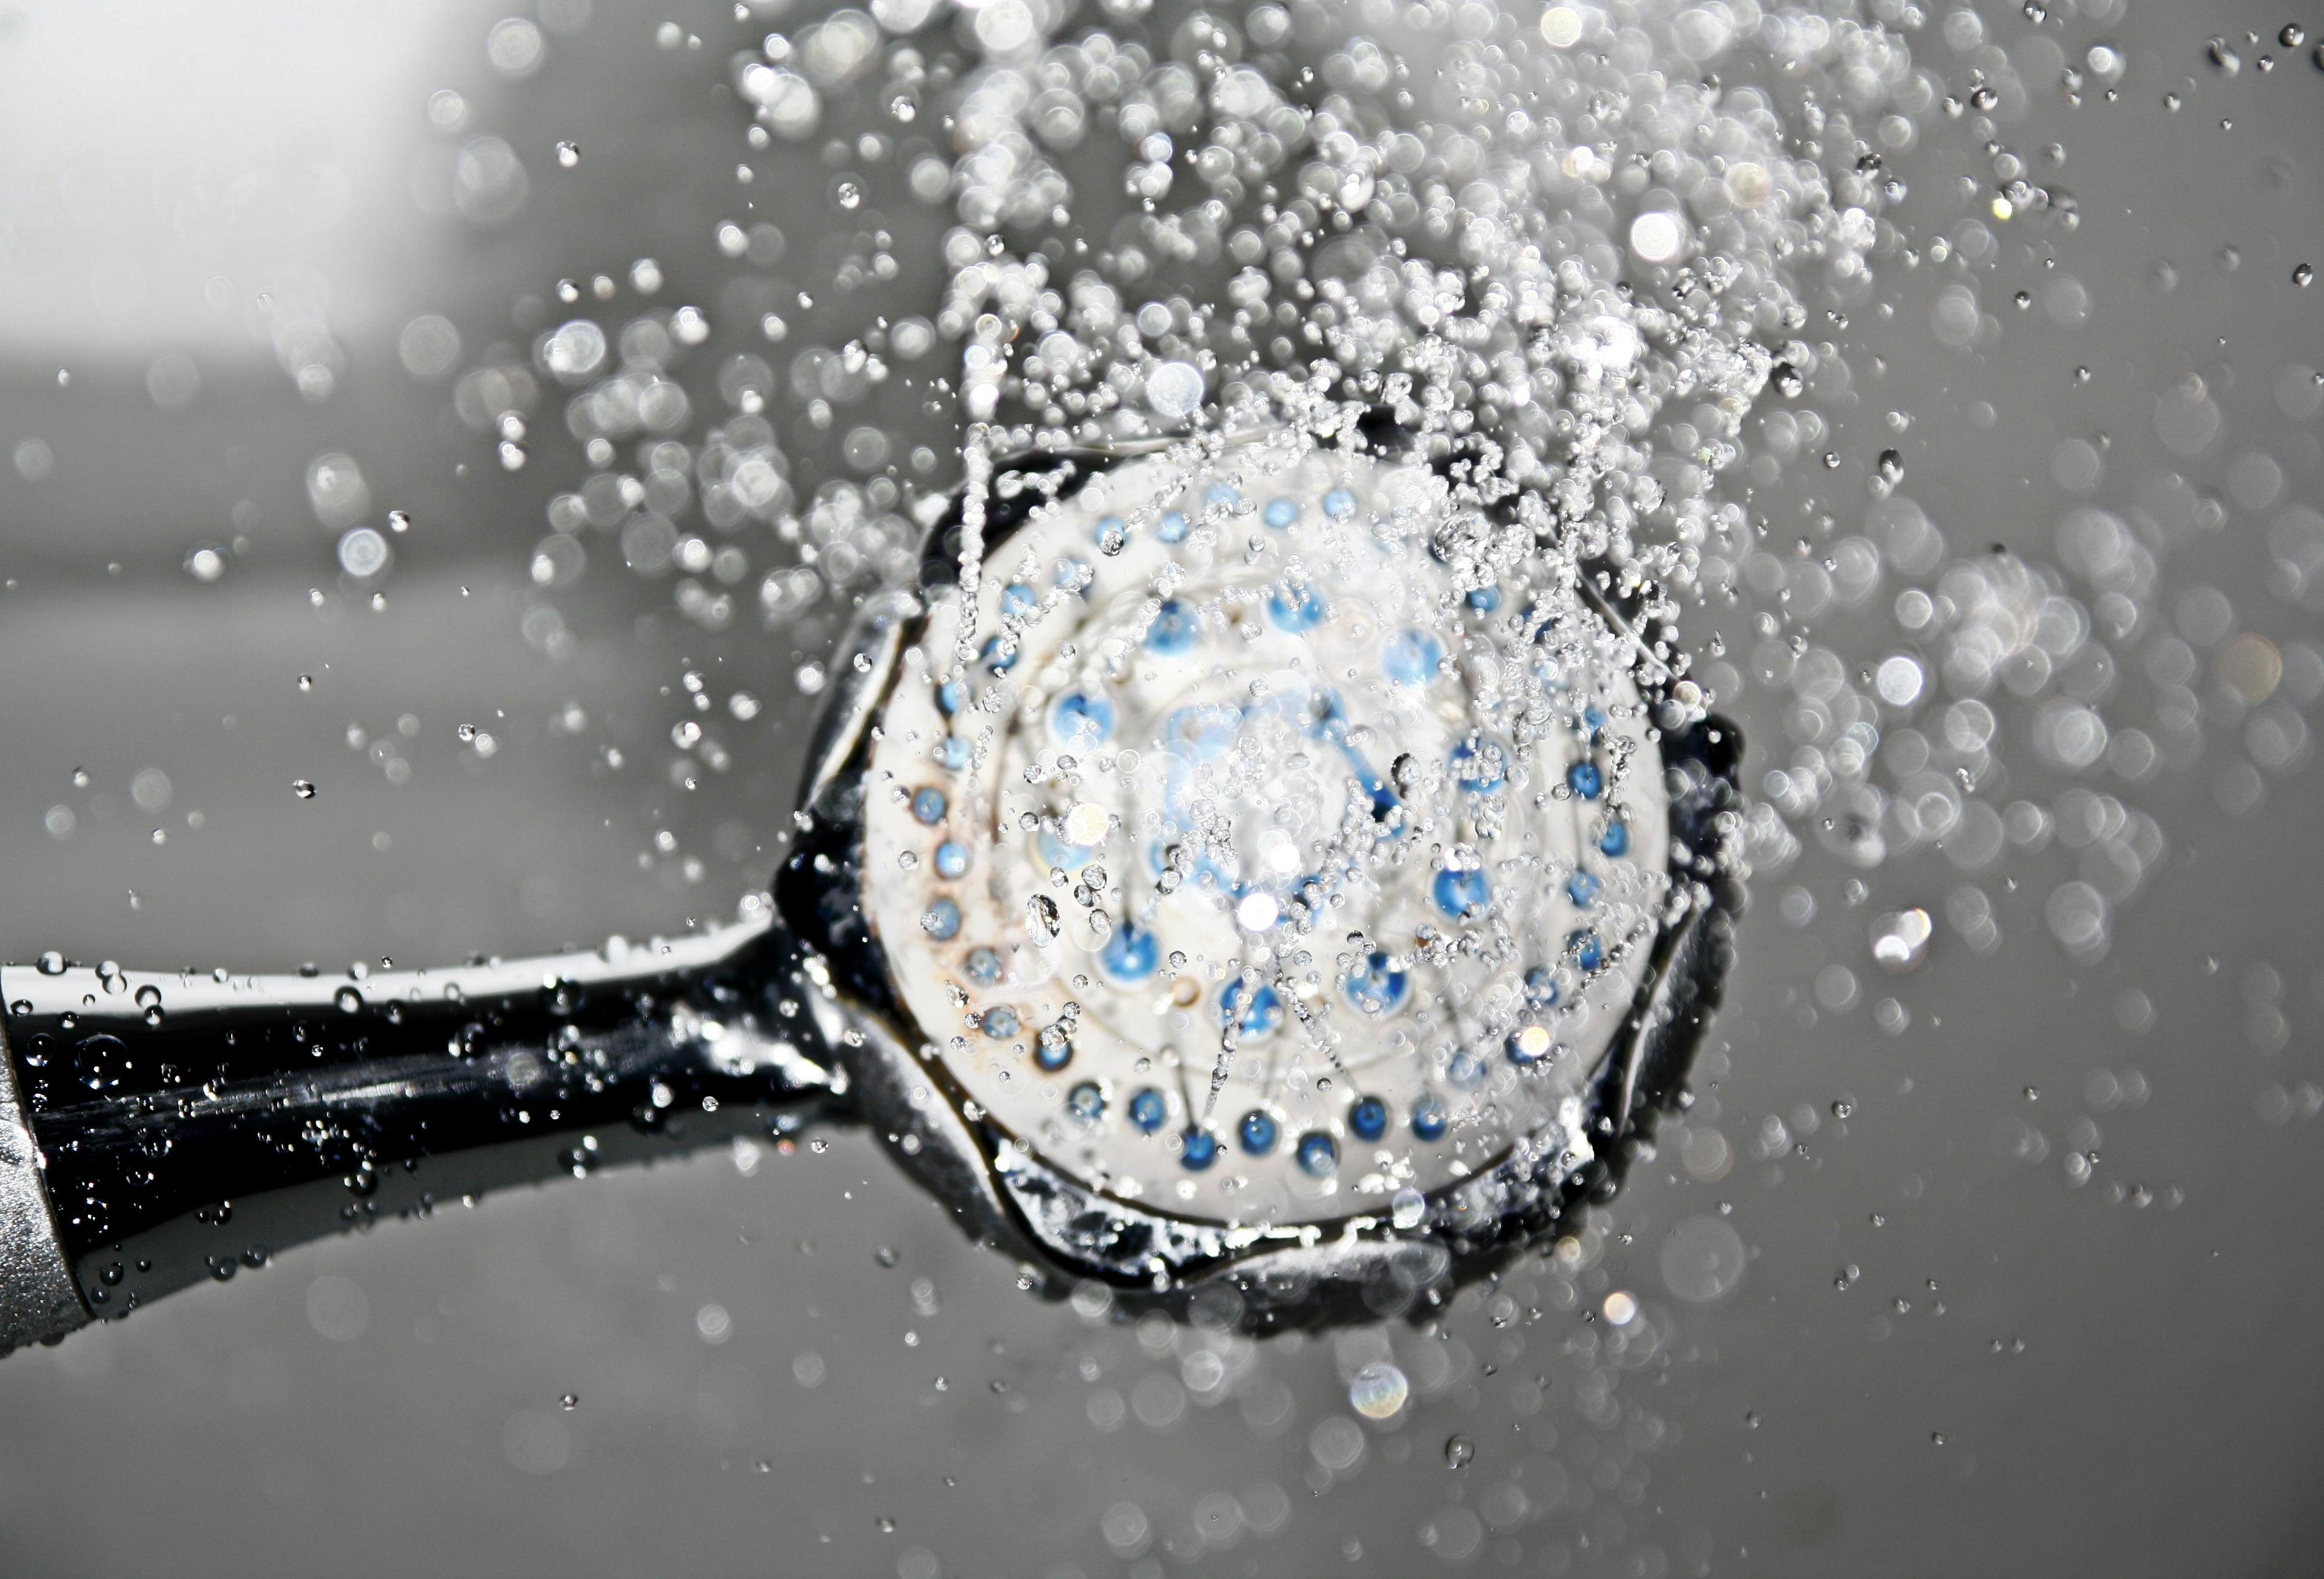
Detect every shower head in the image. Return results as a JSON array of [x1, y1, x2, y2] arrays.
[[0, 409, 1738, 1349], [776, 412, 1741, 1322]]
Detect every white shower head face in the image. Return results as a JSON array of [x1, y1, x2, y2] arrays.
[[855, 429, 1673, 1231]]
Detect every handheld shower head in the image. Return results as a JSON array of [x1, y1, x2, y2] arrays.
[[777, 410, 1741, 1323], [0, 407, 1738, 1348]]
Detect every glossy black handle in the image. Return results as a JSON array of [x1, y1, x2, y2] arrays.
[[2, 922, 833, 1318]]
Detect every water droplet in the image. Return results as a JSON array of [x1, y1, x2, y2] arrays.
[[338, 527, 390, 579], [1870, 908, 1934, 971], [560, 1392, 579, 1410], [1629, 210, 1687, 265], [555, 140, 580, 168], [1348, 1361, 1409, 1420], [1443, 1435, 1475, 1469], [292, 780, 317, 800], [1390, 1188, 1426, 1230], [1144, 361, 1204, 420]]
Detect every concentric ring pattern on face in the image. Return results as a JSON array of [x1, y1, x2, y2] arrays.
[[860, 428, 1670, 1227]]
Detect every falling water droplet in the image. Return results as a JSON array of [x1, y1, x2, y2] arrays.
[[1144, 361, 1204, 420], [1870, 908, 1934, 971]]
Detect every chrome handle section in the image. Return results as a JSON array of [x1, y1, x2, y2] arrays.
[[1, 920, 835, 1325]]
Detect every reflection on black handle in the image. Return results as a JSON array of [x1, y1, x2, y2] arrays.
[[2, 923, 832, 1318]]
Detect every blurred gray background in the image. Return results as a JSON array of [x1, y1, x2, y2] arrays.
[[0, 0, 2317, 1573]]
